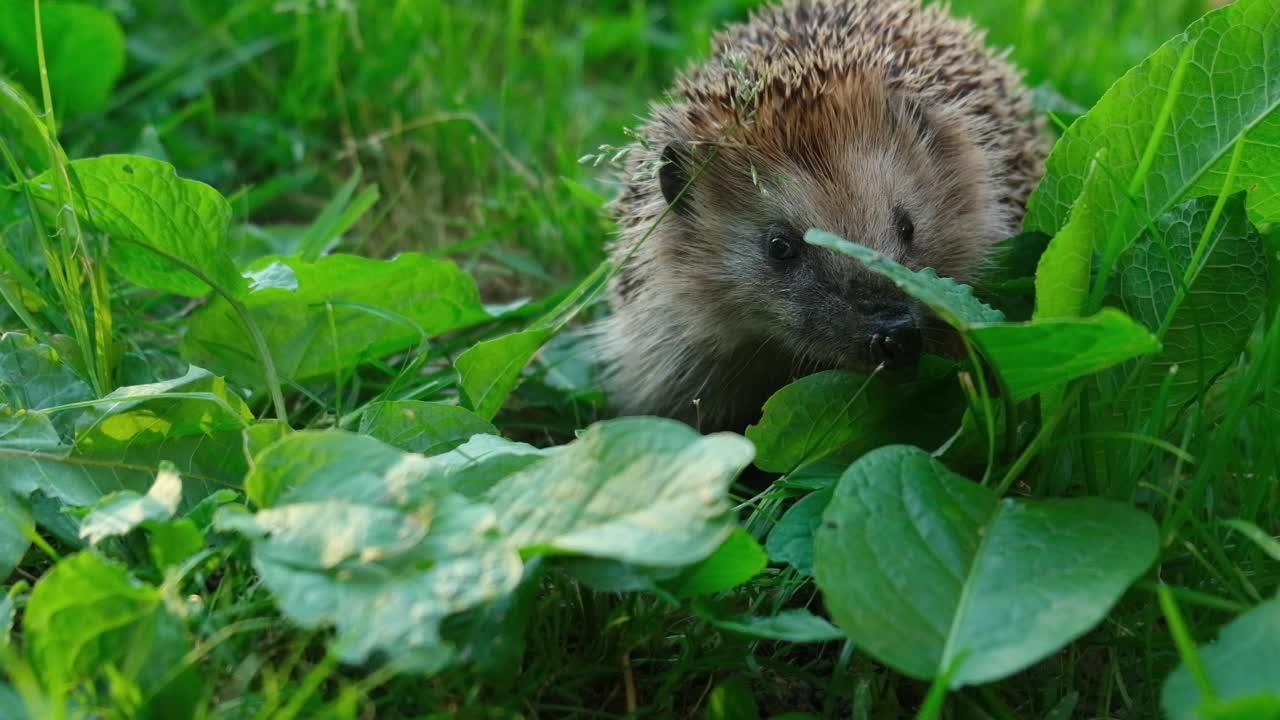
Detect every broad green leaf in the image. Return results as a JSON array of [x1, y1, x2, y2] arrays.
[[814, 445, 1158, 687], [79, 464, 181, 545], [0, 332, 91, 438], [701, 607, 844, 644], [1162, 598, 1280, 720], [1031, 149, 1108, 320], [765, 488, 832, 577], [969, 309, 1160, 400], [24, 552, 200, 715], [0, 684, 25, 720], [665, 527, 767, 598], [183, 253, 488, 387], [414, 434, 557, 500], [0, 79, 59, 176], [357, 400, 497, 456], [72, 366, 252, 496], [1026, 0, 1280, 301], [489, 417, 753, 567], [455, 260, 612, 420], [456, 328, 553, 421], [704, 677, 761, 720], [536, 326, 607, 397], [0, 491, 30, 581], [805, 229, 1005, 327], [0, 367, 250, 510], [1115, 194, 1268, 413], [1197, 697, 1280, 720], [25, 552, 183, 678], [26, 156, 241, 297], [0, 2, 125, 118], [746, 360, 963, 474], [782, 454, 849, 491], [148, 518, 205, 571], [25, 552, 155, 682], [1199, 120, 1280, 225], [245, 430, 408, 509], [0, 409, 139, 509], [74, 366, 250, 443], [0, 333, 91, 412], [218, 430, 522, 672], [244, 419, 290, 459]]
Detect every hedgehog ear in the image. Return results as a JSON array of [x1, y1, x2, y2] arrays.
[[659, 142, 695, 217]]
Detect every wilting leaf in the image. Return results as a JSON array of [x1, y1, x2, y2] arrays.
[[79, 464, 182, 545], [489, 417, 753, 567], [219, 430, 522, 672], [814, 445, 1158, 687]]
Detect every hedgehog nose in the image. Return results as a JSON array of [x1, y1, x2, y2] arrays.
[[869, 316, 923, 369]]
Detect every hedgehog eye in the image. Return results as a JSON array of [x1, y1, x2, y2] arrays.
[[894, 206, 915, 247], [766, 225, 802, 262]]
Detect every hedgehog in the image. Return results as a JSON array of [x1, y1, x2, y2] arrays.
[[597, 0, 1048, 432]]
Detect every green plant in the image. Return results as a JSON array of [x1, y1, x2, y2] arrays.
[[0, 0, 1276, 718]]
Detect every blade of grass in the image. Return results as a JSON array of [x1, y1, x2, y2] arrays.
[[1157, 584, 1216, 704]]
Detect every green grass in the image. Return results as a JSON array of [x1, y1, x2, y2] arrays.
[[0, 0, 1277, 718]]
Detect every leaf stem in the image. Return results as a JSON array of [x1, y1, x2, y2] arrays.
[[996, 380, 1086, 495], [226, 292, 290, 424]]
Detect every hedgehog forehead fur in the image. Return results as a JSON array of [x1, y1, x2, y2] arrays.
[[599, 0, 1048, 432]]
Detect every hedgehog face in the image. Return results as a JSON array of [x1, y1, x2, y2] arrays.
[[655, 83, 1004, 373]]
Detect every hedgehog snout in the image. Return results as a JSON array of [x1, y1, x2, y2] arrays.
[[868, 313, 923, 369]]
